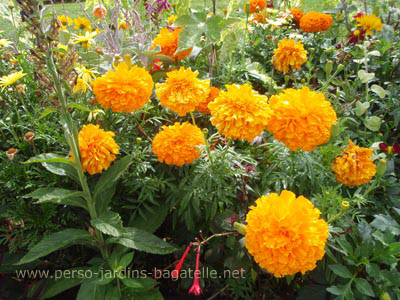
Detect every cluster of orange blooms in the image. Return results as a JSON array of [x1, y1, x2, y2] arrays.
[[290, 8, 333, 32], [151, 27, 192, 61]]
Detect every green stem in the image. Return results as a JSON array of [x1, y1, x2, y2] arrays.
[[190, 112, 196, 125]]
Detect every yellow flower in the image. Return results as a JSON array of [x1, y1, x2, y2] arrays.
[[151, 27, 192, 61], [300, 11, 333, 32], [57, 43, 68, 52], [152, 122, 205, 166], [356, 14, 383, 35], [196, 86, 220, 114], [0, 71, 26, 91], [208, 84, 271, 142], [244, 0, 266, 13], [0, 38, 12, 48], [93, 4, 107, 19], [272, 39, 307, 73], [92, 62, 153, 113], [332, 140, 376, 186], [76, 64, 97, 83], [290, 8, 303, 23], [267, 86, 337, 152], [57, 15, 73, 30], [118, 21, 128, 30], [252, 11, 269, 24], [353, 29, 360, 36], [73, 78, 88, 93], [88, 109, 104, 122], [155, 67, 210, 116], [245, 190, 329, 277], [74, 17, 92, 31], [73, 31, 98, 49], [167, 15, 177, 24], [71, 124, 119, 175]]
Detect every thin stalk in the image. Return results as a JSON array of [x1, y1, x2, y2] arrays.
[[190, 112, 196, 125]]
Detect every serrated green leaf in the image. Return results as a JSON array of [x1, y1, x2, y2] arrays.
[[24, 187, 87, 209], [23, 153, 72, 164], [129, 205, 169, 234], [107, 227, 176, 255], [17, 229, 94, 265], [329, 264, 353, 279], [371, 214, 400, 235], [354, 278, 374, 297], [91, 211, 125, 237]]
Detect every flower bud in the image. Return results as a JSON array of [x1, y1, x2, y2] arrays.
[[6, 148, 18, 160], [95, 46, 104, 55], [8, 0, 14, 10], [325, 60, 333, 76], [380, 292, 391, 300], [93, 4, 107, 19], [233, 222, 246, 235], [136, 137, 142, 144], [202, 128, 208, 135], [24, 131, 35, 143], [336, 64, 344, 73], [376, 159, 387, 176], [340, 201, 350, 212]]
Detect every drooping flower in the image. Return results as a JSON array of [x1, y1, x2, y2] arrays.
[[73, 78, 88, 93], [332, 140, 376, 186], [272, 39, 307, 73], [57, 15, 73, 30], [6, 148, 18, 160], [188, 246, 202, 296], [244, 0, 267, 13], [93, 4, 107, 19], [355, 14, 383, 34], [290, 8, 303, 23], [155, 67, 210, 116], [92, 62, 154, 113], [208, 84, 271, 142], [151, 27, 192, 61], [74, 17, 92, 31], [0, 71, 26, 91], [300, 11, 333, 32], [152, 122, 205, 166], [245, 190, 329, 277], [172, 243, 192, 280], [267, 86, 337, 152], [196, 86, 220, 114], [71, 124, 119, 175]]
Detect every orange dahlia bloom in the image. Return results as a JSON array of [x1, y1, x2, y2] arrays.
[[355, 14, 383, 35], [300, 11, 333, 32], [245, 190, 328, 277], [332, 140, 376, 186], [92, 62, 153, 113], [244, 0, 267, 13], [155, 67, 210, 116], [196, 86, 220, 114], [72, 124, 119, 175], [252, 11, 269, 23], [151, 27, 192, 60], [290, 8, 303, 23], [93, 4, 107, 19], [267, 86, 337, 152], [152, 122, 205, 166], [272, 39, 307, 73], [208, 84, 271, 142]]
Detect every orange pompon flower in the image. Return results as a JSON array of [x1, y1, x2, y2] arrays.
[[252, 11, 269, 24], [151, 27, 192, 61], [208, 84, 271, 142], [92, 62, 153, 113], [272, 39, 307, 73], [244, 0, 267, 13], [93, 4, 107, 19], [245, 190, 329, 277], [300, 11, 333, 32], [267, 86, 337, 152], [196, 86, 220, 114], [72, 124, 119, 175], [332, 140, 376, 186], [355, 14, 383, 34], [152, 122, 205, 166], [290, 8, 303, 23], [155, 67, 210, 116]]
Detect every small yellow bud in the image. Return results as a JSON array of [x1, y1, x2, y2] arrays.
[[136, 137, 142, 144], [340, 201, 350, 212]]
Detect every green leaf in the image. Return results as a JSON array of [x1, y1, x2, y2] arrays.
[[41, 159, 80, 183], [17, 229, 94, 265], [355, 101, 370, 116], [93, 155, 132, 202], [354, 278, 374, 297], [0, 252, 40, 273], [329, 264, 353, 279], [364, 116, 381, 131], [39, 267, 90, 299], [176, 24, 204, 52], [68, 103, 92, 112], [39, 108, 56, 120], [370, 84, 386, 99], [129, 204, 169, 234], [23, 153, 72, 164], [91, 211, 125, 237], [205, 15, 225, 43], [326, 285, 346, 296], [58, 31, 71, 45], [175, 0, 191, 17], [118, 252, 134, 268], [357, 70, 375, 83], [24, 187, 87, 209], [95, 185, 116, 216], [371, 214, 400, 235], [120, 277, 155, 291], [76, 278, 108, 300], [107, 227, 176, 255], [129, 288, 164, 300]]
